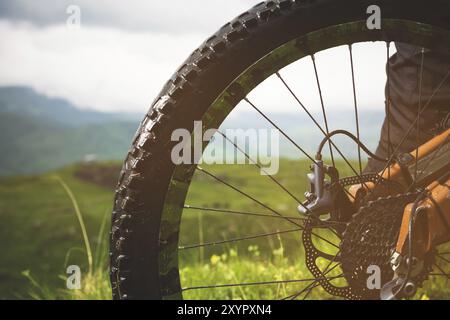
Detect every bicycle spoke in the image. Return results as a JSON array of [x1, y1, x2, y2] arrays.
[[184, 205, 347, 227], [275, 71, 362, 197], [302, 273, 344, 300], [196, 166, 341, 248], [301, 282, 321, 300], [311, 219, 340, 241], [197, 166, 302, 227], [437, 254, 450, 265], [179, 227, 302, 250], [244, 97, 316, 163], [282, 280, 323, 300], [349, 45, 363, 180], [415, 132, 449, 183], [182, 275, 344, 291], [386, 42, 392, 182], [284, 278, 323, 300], [217, 130, 302, 204], [217, 129, 351, 231], [429, 273, 450, 277], [276, 71, 325, 134], [414, 48, 425, 184], [311, 54, 335, 167], [301, 261, 342, 300], [183, 204, 342, 250], [286, 266, 341, 300], [432, 263, 450, 280], [184, 204, 305, 221], [241, 100, 356, 205], [286, 258, 341, 300]]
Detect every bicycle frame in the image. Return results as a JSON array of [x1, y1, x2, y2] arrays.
[[396, 178, 450, 258]]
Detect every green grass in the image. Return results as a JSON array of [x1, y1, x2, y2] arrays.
[[181, 248, 334, 300], [0, 164, 112, 299], [0, 159, 448, 299]]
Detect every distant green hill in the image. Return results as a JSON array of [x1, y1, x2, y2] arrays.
[[0, 86, 140, 176], [0, 86, 386, 176]]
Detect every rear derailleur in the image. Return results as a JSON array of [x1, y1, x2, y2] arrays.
[[380, 252, 427, 300]]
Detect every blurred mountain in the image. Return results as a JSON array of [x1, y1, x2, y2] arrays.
[[0, 86, 140, 176], [0, 86, 385, 176], [0, 86, 141, 126]]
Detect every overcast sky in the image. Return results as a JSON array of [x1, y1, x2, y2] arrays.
[[0, 0, 390, 114]]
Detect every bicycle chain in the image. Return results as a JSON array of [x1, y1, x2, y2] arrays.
[[337, 173, 382, 186], [337, 174, 404, 205]]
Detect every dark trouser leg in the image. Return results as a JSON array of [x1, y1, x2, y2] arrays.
[[364, 101, 445, 173]]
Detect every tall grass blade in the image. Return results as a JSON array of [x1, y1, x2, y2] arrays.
[[53, 175, 93, 275]]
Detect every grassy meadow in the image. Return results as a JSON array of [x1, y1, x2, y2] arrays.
[[0, 159, 448, 299]]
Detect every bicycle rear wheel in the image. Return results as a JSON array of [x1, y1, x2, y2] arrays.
[[110, 0, 450, 299]]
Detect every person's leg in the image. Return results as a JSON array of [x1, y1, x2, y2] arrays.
[[365, 43, 450, 173]]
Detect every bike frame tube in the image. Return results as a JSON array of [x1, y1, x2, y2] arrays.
[[396, 178, 450, 258], [348, 128, 450, 198]]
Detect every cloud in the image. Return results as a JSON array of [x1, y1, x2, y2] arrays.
[[0, 21, 205, 112], [0, 0, 255, 34], [0, 1, 260, 113], [0, 1, 391, 115]]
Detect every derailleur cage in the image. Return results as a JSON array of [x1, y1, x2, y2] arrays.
[[380, 252, 425, 300]]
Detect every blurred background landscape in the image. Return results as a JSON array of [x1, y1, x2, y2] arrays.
[[0, 0, 448, 300], [0, 85, 386, 176], [0, 82, 384, 299]]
